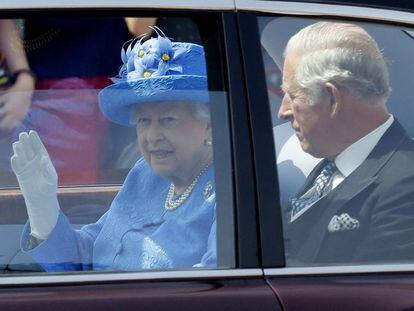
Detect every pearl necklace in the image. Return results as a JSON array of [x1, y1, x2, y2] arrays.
[[164, 163, 212, 211]]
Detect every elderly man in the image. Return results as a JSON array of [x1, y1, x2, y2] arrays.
[[278, 21, 414, 265]]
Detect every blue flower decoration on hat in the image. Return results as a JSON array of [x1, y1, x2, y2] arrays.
[[99, 27, 209, 126]]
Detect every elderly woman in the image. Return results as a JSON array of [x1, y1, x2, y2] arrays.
[[11, 29, 216, 271]]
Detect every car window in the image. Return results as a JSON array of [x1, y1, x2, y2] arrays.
[[0, 14, 234, 274], [258, 16, 414, 266]]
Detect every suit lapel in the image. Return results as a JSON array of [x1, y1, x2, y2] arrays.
[[295, 120, 409, 262]]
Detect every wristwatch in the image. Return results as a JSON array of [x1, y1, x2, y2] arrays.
[[12, 69, 36, 83]]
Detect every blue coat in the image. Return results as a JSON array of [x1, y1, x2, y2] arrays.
[[21, 159, 216, 271]]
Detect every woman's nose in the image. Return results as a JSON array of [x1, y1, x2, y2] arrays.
[[147, 121, 165, 142], [278, 95, 293, 120]]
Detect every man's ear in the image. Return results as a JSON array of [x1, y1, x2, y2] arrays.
[[325, 82, 342, 118]]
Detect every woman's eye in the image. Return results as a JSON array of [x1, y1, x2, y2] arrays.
[[161, 116, 177, 124], [136, 117, 150, 126]]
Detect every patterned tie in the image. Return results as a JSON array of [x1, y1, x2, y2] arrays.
[[290, 161, 337, 220]]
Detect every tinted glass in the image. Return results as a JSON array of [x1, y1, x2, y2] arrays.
[[0, 15, 234, 274], [259, 16, 414, 266]]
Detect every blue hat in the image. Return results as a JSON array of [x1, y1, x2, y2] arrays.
[[99, 28, 209, 126]]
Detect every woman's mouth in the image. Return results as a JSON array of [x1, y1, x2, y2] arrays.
[[150, 150, 173, 159]]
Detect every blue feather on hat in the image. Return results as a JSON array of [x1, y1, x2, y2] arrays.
[[99, 27, 209, 126]]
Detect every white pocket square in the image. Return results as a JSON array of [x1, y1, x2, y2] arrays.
[[328, 213, 360, 232]]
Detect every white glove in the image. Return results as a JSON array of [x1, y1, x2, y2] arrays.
[[11, 130, 60, 240]]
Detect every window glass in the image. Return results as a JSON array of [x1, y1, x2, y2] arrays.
[[259, 16, 414, 266], [0, 15, 234, 274]]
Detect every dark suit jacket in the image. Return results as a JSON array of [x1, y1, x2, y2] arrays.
[[285, 120, 414, 265]]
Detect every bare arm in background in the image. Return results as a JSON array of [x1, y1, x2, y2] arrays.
[[0, 20, 35, 131], [124, 18, 157, 37]]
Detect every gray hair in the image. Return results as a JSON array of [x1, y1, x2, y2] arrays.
[[284, 22, 391, 104], [189, 102, 211, 123]]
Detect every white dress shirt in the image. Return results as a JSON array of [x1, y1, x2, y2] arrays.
[[331, 115, 394, 189], [289, 115, 394, 222]]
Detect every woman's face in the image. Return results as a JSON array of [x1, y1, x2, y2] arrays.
[[134, 101, 211, 186]]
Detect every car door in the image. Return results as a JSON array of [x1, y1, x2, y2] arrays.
[[0, 2, 282, 310], [236, 1, 414, 310]]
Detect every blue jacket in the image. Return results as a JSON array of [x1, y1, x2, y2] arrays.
[[21, 159, 216, 271]]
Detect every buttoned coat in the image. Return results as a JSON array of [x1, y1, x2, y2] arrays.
[[21, 159, 216, 271], [285, 120, 414, 265]]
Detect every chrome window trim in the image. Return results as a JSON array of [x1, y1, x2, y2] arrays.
[[0, 0, 234, 10], [236, 0, 414, 25], [0, 269, 263, 285], [265, 264, 414, 276], [0, 185, 121, 197], [247, 2, 414, 275]]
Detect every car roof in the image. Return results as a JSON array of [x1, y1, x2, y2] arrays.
[[275, 0, 414, 12], [0, 0, 235, 10], [3, 0, 413, 11]]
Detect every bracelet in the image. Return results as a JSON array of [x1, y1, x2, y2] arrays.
[[12, 69, 36, 82]]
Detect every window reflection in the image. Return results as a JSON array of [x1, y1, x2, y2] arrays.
[[260, 17, 414, 266]]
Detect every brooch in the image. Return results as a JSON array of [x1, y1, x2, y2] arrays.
[[203, 181, 214, 199]]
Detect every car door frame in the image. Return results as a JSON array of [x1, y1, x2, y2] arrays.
[[237, 1, 414, 310]]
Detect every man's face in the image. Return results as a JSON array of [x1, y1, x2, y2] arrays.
[[278, 55, 337, 158]]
